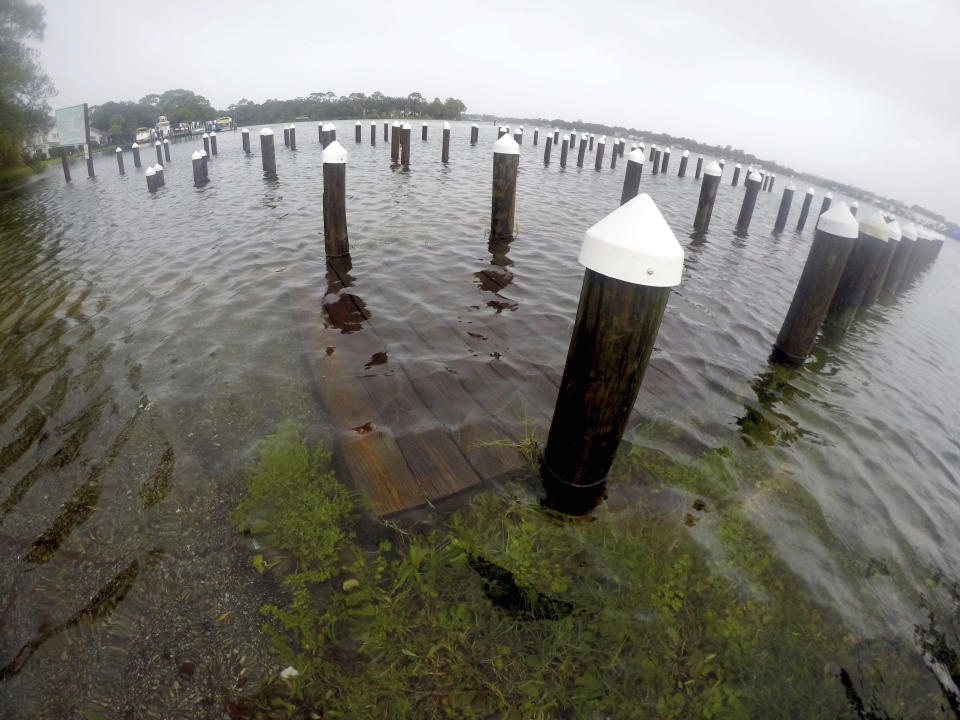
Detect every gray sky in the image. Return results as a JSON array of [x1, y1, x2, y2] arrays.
[[37, 0, 959, 220]]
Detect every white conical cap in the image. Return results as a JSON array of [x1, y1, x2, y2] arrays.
[[806, 187, 815, 194], [851, 201, 859, 208], [323, 123, 336, 131], [145, 166, 155, 176], [703, 161, 722, 176], [627, 148, 645, 163], [825, 191, 833, 199], [735, 163, 742, 169], [191, 151, 201, 160], [163, 138, 169, 144], [639, 143, 645, 149], [202, 133, 209, 138], [153, 163, 162, 171], [787, 183, 796, 191], [901, 221, 918, 241], [393, 120, 401, 127], [598, 136, 606, 143], [132, 143, 139, 148], [493, 134, 520, 155], [443, 121, 450, 130], [682, 150, 689, 157], [371, 121, 376, 125], [356, 120, 361, 125], [859, 212, 890, 242], [199, 149, 207, 157], [260, 128, 273, 136], [322, 140, 348, 163], [887, 219, 902, 242], [116, 147, 122, 153], [402, 122, 411, 130], [747, 170, 762, 182], [579, 194, 684, 287], [241, 128, 249, 133], [211, 131, 217, 137], [422, 122, 428, 127], [816, 201, 859, 239], [155, 140, 161, 146], [664, 147, 672, 153]]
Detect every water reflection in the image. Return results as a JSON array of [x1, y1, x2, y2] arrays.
[[473, 237, 518, 313], [736, 361, 823, 448]]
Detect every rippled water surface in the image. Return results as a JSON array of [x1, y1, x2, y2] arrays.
[[1, 121, 958, 716]]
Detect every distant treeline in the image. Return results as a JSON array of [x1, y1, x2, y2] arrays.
[[470, 113, 946, 226], [90, 89, 217, 144], [227, 92, 467, 125]]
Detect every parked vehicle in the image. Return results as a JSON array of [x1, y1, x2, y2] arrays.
[[135, 126, 154, 143]]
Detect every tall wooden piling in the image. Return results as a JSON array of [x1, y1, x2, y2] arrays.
[[895, 223, 924, 295], [60, 149, 71, 182], [355, 121, 362, 143], [145, 166, 156, 193], [825, 212, 890, 335], [132, 143, 141, 168], [595, 137, 606, 171], [620, 149, 644, 205], [383, 121, 388, 142], [880, 221, 917, 303], [471, 123, 479, 145], [370, 121, 376, 145], [116, 147, 124, 175], [543, 135, 553, 164], [241, 128, 250, 154], [260, 128, 277, 179], [191, 150, 205, 187], [577, 134, 587, 167], [773, 202, 859, 363], [155, 141, 163, 165], [203, 133, 211, 157], [774, 184, 795, 233], [819, 192, 833, 217], [163, 138, 171, 162], [390, 121, 401, 163], [422, 123, 428, 141], [761, 173, 769, 191], [319, 122, 323, 143], [490, 134, 520, 241], [652, 148, 660, 175], [85, 144, 94, 178], [660, 147, 671, 174], [862, 219, 901, 307], [649, 144, 656, 162], [541, 194, 683, 514], [441, 121, 450, 163], [560, 138, 569, 168], [153, 163, 164, 186], [610, 138, 617, 169], [284, 126, 290, 146], [400, 122, 412, 166], [735, 170, 763, 234], [732, 164, 741, 186], [322, 141, 349, 258], [570, 130, 577, 150], [288, 125, 296, 150], [533, 128, 539, 146], [589, 134, 594, 151], [796, 188, 815, 231], [200, 149, 208, 180], [678, 150, 689, 178], [695, 156, 703, 179], [768, 174, 775, 193], [553, 128, 559, 145], [693, 161, 722, 234], [514, 129, 522, 145]]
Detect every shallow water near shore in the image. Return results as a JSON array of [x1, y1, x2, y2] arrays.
[[1, 121, 958, 717]]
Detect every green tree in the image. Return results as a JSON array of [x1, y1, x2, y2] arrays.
[[0, 0, 55, 168]]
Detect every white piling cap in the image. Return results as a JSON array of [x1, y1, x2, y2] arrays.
[[735, 163, 742, 169], [322, 140, 348, 163], [155, 140, 161, 146], [422, 122, 428, 127], [887, 219, 902, 242], [153, 163, 163, 171], [579, 194, 684, 287], [199, 149, 207, 157], [323, 123, 336, 131], [703, 161, 722, 176], [664, 147, 672, 153], [443, 121, 450, 130], [535, 128, 540, 132], [747, 170, 762, 182], [393, 120, 401, 127], [242, 128, 249, 133], [806, 187, 815, 194], [589, 133, 595, 138], [116, 147, 122, 153], [356, 120, 362, 125], [498, 125, 506, 132], [493, 134, 520, 155], [402, 122, 411, 130], [318, 122, 323, 126], [682, 150, 689, 157], [816, 202, 858, 238], [825, 191, 833, 199], [771, 173, 775, 178], [473, 123, 479, 128], [145, 167, 156, 176], [371, 121, 376, 125], [627, 148, 645, 163], [202, 133, 209, 138], [260, 128, 273, 136], [581, 133, 587, 139], [787, 183, 796, 191], [211, 131, 217, 137], [859, 212, 890, 242], [191, 151, 201, 160], [554, 127, 559, 132], [639, 143, 645, 148], [132, 143, 139, 148], [900, 222, 918, 241], [163, 138, 169, 144], [652, 144, 657, 149], [617, 137, 623, 143], [630, 144, 637, 150], [851, 201, 859, 208]]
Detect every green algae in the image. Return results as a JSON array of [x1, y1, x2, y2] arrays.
[[230, 421, 957, 719]]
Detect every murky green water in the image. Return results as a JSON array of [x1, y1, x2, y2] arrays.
[[1, 122, 957, 717]]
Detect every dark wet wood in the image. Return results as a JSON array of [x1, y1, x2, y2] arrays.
[[542, 269, 671, 511], [768, 176, 775, 193], [678, 155, 688, 178], [422, 124, 428, 141], [693, 173, 720, 233], [442, 128, 450, 163], [825, 231, 888, 335], [560, 139, 569, 168], [819, 195, 832, 217], [323, 163, 349, 257], [796, 191, 813, 231], [660, 150, 670, 174], [862, 239, 898, 307], [694, 156, 703, 179], [652, 149, 660, 175], [284, 127, 290, 146], [774, 186, 794, 233], [401, 127, 411, 166], [736, 176, 762, 233], [610, 143, 617, 170], [594, 142, 605, 171], [774, 226, 856, 363], [163, 140, 171, 162], [116, 150, 124, 175], [576, 139, 587, 168], [132, 146, 141, 168], [288, 127, 295, 151], [260, 134, 276, 179], [383, 121, 388, 142], [156, 143, 163, 165], [370, 123, 376, 145], [553, 129, 559, 145], [881, 239, 915, 302], [490, 152, 518, 241], [203, 135, 211, 157], [543, 136, 552, 165], [242, 131, 250, 154], [620, 158, 643, 206], [390, 124, 400, 163], [355, 123, 362, 143], [731, 166, 741, 186], [471, 125, 479, 145], [533, 129, 539, 146]]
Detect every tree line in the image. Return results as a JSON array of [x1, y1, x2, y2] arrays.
[[226, 92, 467, 126]]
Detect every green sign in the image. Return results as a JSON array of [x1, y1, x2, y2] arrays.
[[56, 104, 88, 145]]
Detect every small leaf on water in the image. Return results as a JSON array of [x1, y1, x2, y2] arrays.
[[214, 612, 230, 623]]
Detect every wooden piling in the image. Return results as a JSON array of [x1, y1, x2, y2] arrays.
[[200, 149, 208, 180], [732, 164, 741, 186], [620, 148, 645, 205], [284, 126, 291, 146], [862, 219, 901, 307], [880, 221, 917, 302], [60, 149, 71, 182], [441, 121, 450, 163], [589, 134, 594, 151], [356, 121, 362, 143], [796, 188, 815, 231], [577, 134, 587, 167], [570, 131, 577, 150], [498, 126, 507, 139], [85, 144, 94, 178], [288, 125, 296, 150], [761, 173, 769, 191], [541, 194, 683, 514], [678, 150, 689, 178], [490, 134, 520, 241], [610, 138, 617, 169], [819, 192, 833, 217], [560, 138, 569, 168], [322, 141, 349, 258], [514, 129, 522, 145], [145, 166, 156, 193], [825, 211, 890, 335], [695, 156, 703, 179], [553, 128, 559, 145], [649, 144, 656, 162], [163, 138, 171, 162], [693, 161, 722, 234], [768, 174, 775, 193], [652, 148, 660, 175], [260, 128, 277, 179], [370, 121, 376, 145], [773, 202, 859, 363], [203, 133, 210, 158], [155, 141, 163, 165], [533, 128, 539, 146], [153, 163, 164, 186], [422, 123, 428, 141], [471, 123, 479, 145], [391, 121, 401, 163], [660, 147, 671, 174], [116, 147, 125, 175], [774, 184, 795, 233], [543, 135, 553, 164], [895, 224, 924, 295], [594, 137, 606, 171], [735, 170, 763, 234], [191, 150, 205, 187], [132, 143, 141, 168], [400, 122, 411, 166], [241, 128, 250, 154]]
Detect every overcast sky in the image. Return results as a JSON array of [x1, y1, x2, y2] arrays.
[[36, 0, 959, 220]]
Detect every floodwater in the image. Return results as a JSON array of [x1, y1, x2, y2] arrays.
[[0, 120, 957, 717]]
